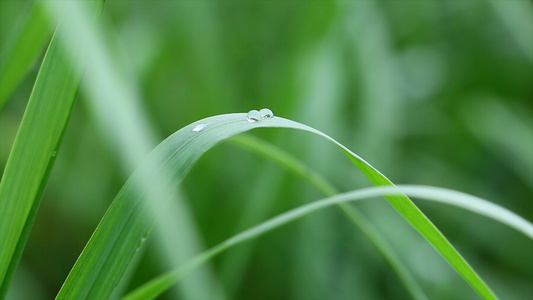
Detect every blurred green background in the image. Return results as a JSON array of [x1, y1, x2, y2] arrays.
[[1, 1, 532, 299]]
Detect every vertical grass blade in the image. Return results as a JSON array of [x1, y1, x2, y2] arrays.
[[0, 2, 51, 110], [0, 31, 79, 298], [0, 1, 104, 298]]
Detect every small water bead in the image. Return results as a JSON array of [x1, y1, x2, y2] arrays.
[[259, 108, 274, 118], [192, 123, 207, 132], [246, 110, 261, 122]]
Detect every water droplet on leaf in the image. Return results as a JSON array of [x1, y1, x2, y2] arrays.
[[259, 108, 274, 118], [246, 110, 261, 122], [192, 124, 207, 132]]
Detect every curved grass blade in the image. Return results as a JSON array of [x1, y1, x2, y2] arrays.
[[122, 184, 532, 300], [266, 116, 499, 299], [0, 1, 104, 297], [0, 2, 51, 111], [229, 135, 427, 300], [59, 113, 496, 299]]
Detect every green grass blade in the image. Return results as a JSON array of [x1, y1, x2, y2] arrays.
[[270, 116, 499, 299], [0, 31, 80, 300], [0, 2, 51, 111], [0, 1, 104, 298], [60, 113, 496, 299], [123, 184, 532, 300], [51, 112, 504, 299], [43, 2, 223, 299], [230, 134, 427, 300]]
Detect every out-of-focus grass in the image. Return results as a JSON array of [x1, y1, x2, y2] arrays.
[[0, 3, 50, 110], [1, 1, 532, 299]]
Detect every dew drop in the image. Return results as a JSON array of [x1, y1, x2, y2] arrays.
[[246, 110, 261, 122], [51, 151, 57, 157], [259, 108, 274, 118], [192, 123, 207, 132]]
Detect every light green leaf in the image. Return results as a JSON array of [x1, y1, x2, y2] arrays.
[[0, 30, 80, 300], [122, 184, 532, 300], [58, 113, 499, 300], [0, 1, 104, 298]]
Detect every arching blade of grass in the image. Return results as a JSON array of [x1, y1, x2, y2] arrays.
[[227, 115, 498, 298], [122, 184, 532, 300], [0, 2, 52, 111], [0, 1, 104, 298], [59, 113, 498, 300], [229, 134, 427, 300]]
